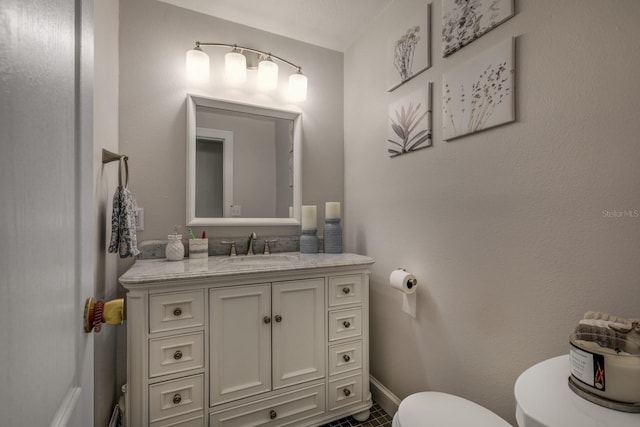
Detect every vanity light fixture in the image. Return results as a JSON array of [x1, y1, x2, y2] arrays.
[[186, 42, 308, 101], [225, 47, 247, 85], [257, 55, 278, 91]]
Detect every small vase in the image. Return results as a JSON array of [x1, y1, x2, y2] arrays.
[[324, 218, 342, 253], [300, 229, 318, 254], [165, 234, 184, 261]]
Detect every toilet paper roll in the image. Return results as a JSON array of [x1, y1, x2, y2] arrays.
[[402, 293, 417, 318], [390, 269, 418, 318], [389, 269, 418, 294]]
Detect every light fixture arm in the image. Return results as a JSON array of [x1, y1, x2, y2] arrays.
[[194, 42, 302, 72]]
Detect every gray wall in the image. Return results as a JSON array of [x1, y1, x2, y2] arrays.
[[195, 139, 224, 217], [344, 0, 640, 424], [196, 109, 277, 218], [93, 0, 121, 425], [118, 0, 344, 249]]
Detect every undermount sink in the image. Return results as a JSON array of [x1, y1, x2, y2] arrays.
[[218, 254, 298, 266]]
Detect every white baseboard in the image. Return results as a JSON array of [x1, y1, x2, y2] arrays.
[[370, 375, 400, 417]]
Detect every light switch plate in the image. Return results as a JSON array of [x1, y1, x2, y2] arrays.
[[135, 208, 144, 231]]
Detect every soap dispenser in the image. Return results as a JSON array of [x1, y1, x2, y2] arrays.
[[165, 226, 185, 261]]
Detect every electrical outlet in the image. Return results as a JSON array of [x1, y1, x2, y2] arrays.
[[231, 205, 241, 217], [135, 208, 144, 231]]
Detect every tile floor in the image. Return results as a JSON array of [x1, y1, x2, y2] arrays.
[[320, 402, 393, 427]]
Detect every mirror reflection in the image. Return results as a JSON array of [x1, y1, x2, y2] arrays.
[[187, 95, 301, 226]]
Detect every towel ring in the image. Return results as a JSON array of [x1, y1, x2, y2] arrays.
[[118, 156, 129, 188], [102, 149, 129, 188]]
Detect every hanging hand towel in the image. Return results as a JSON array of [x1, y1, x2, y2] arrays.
[[108, 186, 123, 254], [108, 157, 140, 258], [116, 186, 140, 258]]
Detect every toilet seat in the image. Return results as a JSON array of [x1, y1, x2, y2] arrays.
[[393, 392, 511, 427]]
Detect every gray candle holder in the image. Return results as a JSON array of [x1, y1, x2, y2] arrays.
[[323, 218, 342, 253], [300, 228, 318, 253]]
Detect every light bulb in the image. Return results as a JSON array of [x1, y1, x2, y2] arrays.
[[186, 47, 209, 84], [258, 57, 278, 91], [288, 72, 308, 102], [225, 50, 247, 85]]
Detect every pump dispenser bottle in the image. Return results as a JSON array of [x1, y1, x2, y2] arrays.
[[165, 226, 185, 261]]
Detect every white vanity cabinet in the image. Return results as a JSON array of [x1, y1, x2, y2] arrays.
[[120, 253, 374, 427], [209, 278, 325, 406]]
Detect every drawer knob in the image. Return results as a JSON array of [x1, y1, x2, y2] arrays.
[[172, 393, 182, 405], [343, 320, 351, 328], [173, 307, 182, 317], [269, 409, 277, 419], [274, 315, 283, 323], [263, 316, 271, 324], [343, 388, 351, 397], [343, 354, 351, 362], [173, 350, 183, 360], [342, 287, 351, 294]]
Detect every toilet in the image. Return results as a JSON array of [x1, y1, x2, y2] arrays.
[[392, 392, 511, 427]]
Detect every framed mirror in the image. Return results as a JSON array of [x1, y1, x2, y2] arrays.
[[187, 94, 302, 226]]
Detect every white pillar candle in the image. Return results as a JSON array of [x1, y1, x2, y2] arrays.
[[325, 202, 341, 219], [301, 205, 317, 230], [289, 206, 293, 218], [572, 338, 640, 403]]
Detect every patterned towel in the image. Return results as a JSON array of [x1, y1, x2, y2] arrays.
[[108, 185, 140, 258]]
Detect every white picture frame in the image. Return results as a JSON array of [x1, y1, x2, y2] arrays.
[[442, 38, 515, 141], [387, 4, 431, 92], [388, 82, 433, 157], [442, 0, 514, 57]]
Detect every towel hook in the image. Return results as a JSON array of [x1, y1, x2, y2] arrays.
[[102, 148, 128, 164]]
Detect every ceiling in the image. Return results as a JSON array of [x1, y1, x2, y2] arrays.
[[158, 0, 393, 52]]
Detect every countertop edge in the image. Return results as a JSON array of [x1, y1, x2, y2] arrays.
[[119, 253, 375, 287]]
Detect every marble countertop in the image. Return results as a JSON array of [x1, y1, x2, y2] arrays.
[[119, 252, 375, 286]]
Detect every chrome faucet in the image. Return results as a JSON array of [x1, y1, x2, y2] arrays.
[[246, 232, 257, 255]]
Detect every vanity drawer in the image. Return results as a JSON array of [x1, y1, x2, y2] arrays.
[[328, 275, 362, 307], [209, 383, 325, 427], [149, 374, 204, 424], [149, 332, 204, 378], [328, 308, 362, 342], [328, 374, 363, 411], [328, 340, 362, 376], [150, 290, 204, 333], [151, 414, 204, 427]]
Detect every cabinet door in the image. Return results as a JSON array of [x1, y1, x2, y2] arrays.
[[210, 284, 272, 406], [272, 278, 326, 389]]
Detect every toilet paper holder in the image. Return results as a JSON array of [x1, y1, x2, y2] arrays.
[[391, 268, 418, 318], [396, 267, 418, 289]]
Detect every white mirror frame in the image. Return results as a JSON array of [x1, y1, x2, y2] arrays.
[[186, 94, 302, 226]]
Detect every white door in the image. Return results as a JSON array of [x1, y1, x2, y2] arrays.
[[209, 284, 272, 406], [0, 1, 94, 426], [272, 278, 326, 389]]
